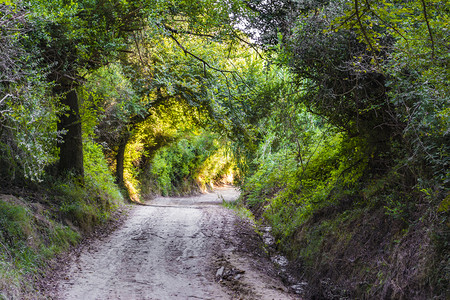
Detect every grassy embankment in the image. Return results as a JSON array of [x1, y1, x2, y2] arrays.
[[239, 132, 449, 299], [0, 141, 123, 299]]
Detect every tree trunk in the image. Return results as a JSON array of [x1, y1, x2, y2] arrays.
[[116, 133, 129, 188], [57, 87, 84, 179]]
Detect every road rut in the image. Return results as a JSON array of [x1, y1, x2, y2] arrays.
[[56, 187, 297, 300]]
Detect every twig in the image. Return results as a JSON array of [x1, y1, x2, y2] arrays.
[[354, 0, 381, 69], [167, 33, 233, 74], [231, 30, 264, 59], [0, 93, 12, 104], [162, 23, 216, 39], [364, 0, 410, 48], [420, 0, 435, 59]]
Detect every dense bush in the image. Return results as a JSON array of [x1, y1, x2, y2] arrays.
[[229, 0, 449, 297], [143, 132, 234, 196], [0, 4, 59, 183], [56, 140, 123, 230]]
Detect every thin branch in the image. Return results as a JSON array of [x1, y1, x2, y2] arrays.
[[162, 23, 216, 39], [286, 110, 306, 172], [133, 32, 147, 68], [363, 0, 410, 48], [0, 93, 12, 104], [117, 49, 134, 54], [231, 30, 264, 59], [299, 128, 329, 180], [354, 0, 381, 69], [167, 33, 233, 74], [163, 24, 265, 112], [420, 0, 435, 59], [334, 11, 358, 29]]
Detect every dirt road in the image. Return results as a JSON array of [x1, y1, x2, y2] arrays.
[[55, 187, 298, 300]]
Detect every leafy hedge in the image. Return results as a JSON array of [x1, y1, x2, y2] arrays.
[[142, 132, 234, 196]]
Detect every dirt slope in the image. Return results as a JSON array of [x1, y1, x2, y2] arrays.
[[54, 187, 298, 300]]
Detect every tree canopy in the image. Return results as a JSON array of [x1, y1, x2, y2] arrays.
[[0, 0, 448, 298]]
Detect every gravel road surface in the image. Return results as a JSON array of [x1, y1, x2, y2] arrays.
[[56, 187, 298, 300]]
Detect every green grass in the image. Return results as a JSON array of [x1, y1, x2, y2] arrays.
[[0, 199, 80, 298], [0, 141, 125, 298], [222, 196, 258, 224]]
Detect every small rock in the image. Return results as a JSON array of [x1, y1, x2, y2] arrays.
[[216, 266, 225, 278], [233, 274, 242, 280]]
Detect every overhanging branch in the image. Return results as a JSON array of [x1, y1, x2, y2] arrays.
[[167, 33, 233, 74]]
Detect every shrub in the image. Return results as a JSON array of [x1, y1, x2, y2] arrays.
[[144, 132, 234, 196]]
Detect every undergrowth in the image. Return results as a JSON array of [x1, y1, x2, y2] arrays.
[[221, 196, 256, 222], [0, 198, 80, 299], [240, 129, 449, 299], [0, 140, 124, 299], [138, 132, 235, 198]]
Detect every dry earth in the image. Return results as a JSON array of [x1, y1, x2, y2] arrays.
[[52, 186, 300, 300]]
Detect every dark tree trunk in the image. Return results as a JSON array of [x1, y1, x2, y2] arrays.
[[114, 94, 168, 186], [57, 87, 84, 179], [116, 133, 130, 188]]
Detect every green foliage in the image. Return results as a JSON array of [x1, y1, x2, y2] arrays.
[[196, 146, 235, 190], [0, 3, 60, 182], [81, 63, 143, 145], [0, 0, 253, 297], [245, 131, 369, 239], [123, 140, 144, 201], [26, 0, 149, 73], [0, 202, 34, 250], [287, 0, 449, 192], [222, 198, 256, 222], [224, 1, 449, 296], [120, 96, 210, 200], [55, 140, 123, 230], [0, 141, 120, 297], [0, 82, 60, 182], [0, 0, 447, 297], [148, 132, 233, 196], [83, 140, 123, 205]]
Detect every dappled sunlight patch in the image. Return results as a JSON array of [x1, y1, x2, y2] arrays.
[[133, 129, 238, 197], [122, 141, 144, 202], [196, 147, 236, 192], [124, 178, 141, 203]]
